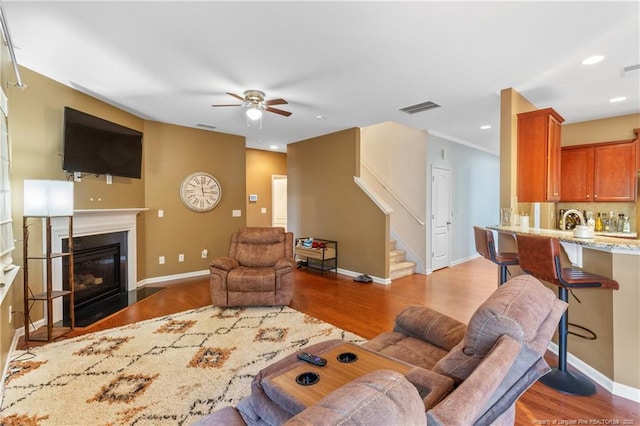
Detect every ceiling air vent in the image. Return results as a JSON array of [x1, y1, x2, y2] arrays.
[[197, 123, 217, 130], [621, 64, 640, 77], [397, 101, 441, 115]]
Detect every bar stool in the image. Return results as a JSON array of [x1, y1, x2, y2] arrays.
[[515, 234, 619, 396], [473, 226, 519, 285]]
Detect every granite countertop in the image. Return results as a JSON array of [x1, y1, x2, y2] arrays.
[[488, 225, 640, 254]]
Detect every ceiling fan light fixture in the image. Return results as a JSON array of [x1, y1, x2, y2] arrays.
[[582, 55, 604, 65], [246, 106, 263, 120]]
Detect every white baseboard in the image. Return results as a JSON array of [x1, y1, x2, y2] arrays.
[[137, 269, 209, 287], [451, 253, 481, 267], [547, 342, 640, 402], [337, 268, 390, 285]]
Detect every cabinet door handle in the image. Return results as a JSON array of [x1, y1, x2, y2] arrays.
[[594, 194, 598, 199], [586, 194, 590, 199]]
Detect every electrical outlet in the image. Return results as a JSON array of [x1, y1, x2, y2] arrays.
[[178, 254, 184, 262], [8, 305, 11, 323], [201, 249, 208, 258], [158, 209, 164, 218], [159, 256, 165, 265]]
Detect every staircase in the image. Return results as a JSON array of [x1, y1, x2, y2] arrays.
[[389, 240, 416, 280]]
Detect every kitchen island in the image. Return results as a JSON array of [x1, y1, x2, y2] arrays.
[[489, 225, 639, 401]]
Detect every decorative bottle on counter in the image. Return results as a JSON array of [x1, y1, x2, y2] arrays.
[[617, 214, 625, 232], [622, 217, 631, 233], [595, 213, 604, 232], [586, 211, 595, 228]]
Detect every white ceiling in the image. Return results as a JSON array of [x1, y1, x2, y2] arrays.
[[2, 1, 639, 154]]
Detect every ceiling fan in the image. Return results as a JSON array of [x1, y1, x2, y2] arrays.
[[212, 90, 292, 120]]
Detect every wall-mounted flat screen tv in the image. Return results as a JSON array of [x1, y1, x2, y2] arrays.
[[62, 107, 143, 179]]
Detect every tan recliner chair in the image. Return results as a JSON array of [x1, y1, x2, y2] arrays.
[[210, 227, 295, 307]]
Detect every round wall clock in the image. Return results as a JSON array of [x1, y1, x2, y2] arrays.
[[179, 172, 222, 212]]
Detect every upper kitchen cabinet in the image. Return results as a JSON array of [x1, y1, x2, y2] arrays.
[[561, 139, 637, 202], [517, 108, 564, 202], [594, 140, 636, 201], [561, 145, 594, 202]]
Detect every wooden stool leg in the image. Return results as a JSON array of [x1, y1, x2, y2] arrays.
[[539, 287, 596, 396]]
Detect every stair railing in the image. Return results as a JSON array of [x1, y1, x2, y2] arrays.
[[360, 162, 425, 226]]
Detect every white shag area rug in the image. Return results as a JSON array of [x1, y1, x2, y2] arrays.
[[0, 305, 364, 426]]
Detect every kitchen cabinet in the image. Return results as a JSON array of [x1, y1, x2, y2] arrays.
[[517, 108, 564, 202], [594, 141, 636, 201], [561, 140, 637, 202], [561, 146, 594, 202]]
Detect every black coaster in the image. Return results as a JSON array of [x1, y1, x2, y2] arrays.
[[296, 372, 320, 386]]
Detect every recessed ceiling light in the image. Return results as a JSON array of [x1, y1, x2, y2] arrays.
[[316, 115, 324, 119], [582, 55, 604, 65], [270, 145, 278, 150], [480, 125, 491, 130], [609, 96, 627, 103]]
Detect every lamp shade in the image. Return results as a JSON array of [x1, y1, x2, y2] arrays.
[[23, 180, 74, 216]]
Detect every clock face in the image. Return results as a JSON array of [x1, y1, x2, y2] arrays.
[[180, 172, 222, 212]]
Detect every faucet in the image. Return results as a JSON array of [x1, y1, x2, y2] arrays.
[[561, 209, 585, 230]]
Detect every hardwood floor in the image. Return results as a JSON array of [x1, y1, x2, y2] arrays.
[[20, 258, 639, 424]]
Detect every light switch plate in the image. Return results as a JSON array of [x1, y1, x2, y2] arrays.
[[232, 209, 242, 217]]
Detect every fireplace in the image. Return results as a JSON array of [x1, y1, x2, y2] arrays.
[[50, 208, 147, 326], [62, 232, 128, 326]]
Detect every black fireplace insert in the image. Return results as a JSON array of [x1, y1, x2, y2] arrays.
[[62, 231, 127, 326]]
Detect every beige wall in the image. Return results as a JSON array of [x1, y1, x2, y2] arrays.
[[142, 121, 246, 279], [288, 128, 389, 278], [245, 149, 287, 227], [562, 113, 640, 146]]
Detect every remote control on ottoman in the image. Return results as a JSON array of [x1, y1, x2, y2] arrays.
[[297, 352, 327, 366]]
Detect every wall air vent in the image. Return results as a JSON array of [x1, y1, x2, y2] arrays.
[[197, 123, 217, 130], [397, 101, 441, 115], [621, 64, 640, 77]]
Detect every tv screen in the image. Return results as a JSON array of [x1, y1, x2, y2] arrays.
[[63, 107, 143, 179]]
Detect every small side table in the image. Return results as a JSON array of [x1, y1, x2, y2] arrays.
[[294, 238, 337, 275]]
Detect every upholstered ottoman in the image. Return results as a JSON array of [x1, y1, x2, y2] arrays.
[[236, 339, 453, 425]]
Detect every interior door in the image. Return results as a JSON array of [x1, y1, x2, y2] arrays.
[[431, 166, 451, 271], [272, 175, 288, 230]]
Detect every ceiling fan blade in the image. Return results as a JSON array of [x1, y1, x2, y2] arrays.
[[265, 98, 288, 106], [211, 103, 243, 107], [266, 106, 292, 117], [226, 92, 246, 102]]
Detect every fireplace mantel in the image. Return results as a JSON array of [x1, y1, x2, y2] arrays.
[[50, 208, 148, 290]]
